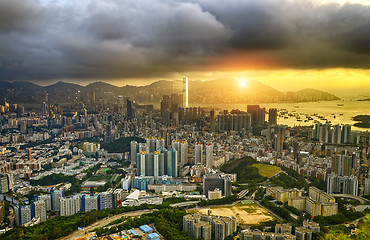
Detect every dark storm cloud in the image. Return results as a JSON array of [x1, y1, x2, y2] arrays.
[[0, 0, 370, 81]]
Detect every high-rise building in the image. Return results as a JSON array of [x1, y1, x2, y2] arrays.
[[27, 148, 32, 161], [195, 143, 203, 165], [167, 148, 178, 177], [327, 173, 359, 196], [50, 189, 64, 211], [137, 151, 166, 177], [146, 137, 156, 153], [268, 108, 277, 124], [217, 113, 251, 132], [205, 143, 213, 169], [0, 174, 8, 193], [342, 124, 352, 144], [332, 125, 342, 144], [60, 195, 81, 216], [130, 141, 138, 163], [332, 153, 356, 176], [275, 126, 285, 154], [203, 174, 232, 198], [210, 110, 215, 132], [98, 191, 114, 210], [180, 141, 188, 166], [31, 200, 47, 222], [42, 102, 47, 115], [247, 105, 265, 125], [155, 138, 165, 149], [36, 194, 51, 212], [127, 99, 134, 121], [14, 205, 32, 225], [293, 141, 299, 162], [153, 151, 165, 177], [82, 194, 98, 212]]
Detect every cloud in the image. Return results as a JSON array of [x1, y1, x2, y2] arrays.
[[0, 0, 370, 81]]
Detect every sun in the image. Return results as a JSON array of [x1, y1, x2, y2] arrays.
[[238, 78, 248, 88]]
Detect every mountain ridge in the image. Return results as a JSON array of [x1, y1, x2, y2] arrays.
[[0, 80, 340, 104]]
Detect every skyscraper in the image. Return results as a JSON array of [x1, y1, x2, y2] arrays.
[[31, 200, 47, 222], [14, 205, 31, 225], [183, 77, 189, 108], [275, 126, 285, 154], [60, 195, 81, 216], [195, 143, 203, 165], [50, 189, 64, 211], [127, 99, 134, 121], [205, 143, 213, 169], [210, 110, 215, 132], [167, 148, 178, 177], [342, 124, 351, 144], [130, 141, 138, 163], [268, 108, 277, 124], [146, 137, 156, 153], [180, 141, 188, 166]]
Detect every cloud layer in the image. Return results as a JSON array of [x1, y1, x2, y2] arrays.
[[0, 0, 370, 81]]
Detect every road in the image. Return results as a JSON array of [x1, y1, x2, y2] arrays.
[[59, 209, 155, 240], [170, 201, 200, 207]]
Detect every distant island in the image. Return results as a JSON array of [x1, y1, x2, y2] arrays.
[[358, 98, 370, 101], [352, 115, 370, 128]]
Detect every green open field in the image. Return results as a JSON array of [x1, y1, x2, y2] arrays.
[[88, 174, 119, 183], [190, 202, 275, 225], [89, 175, 113, 182], [97, 167, 111, 174], [252, 163, 281, 178]]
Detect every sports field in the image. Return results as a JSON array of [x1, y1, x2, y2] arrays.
[[97, 167, 111, 174], [252, 163, 281, 178], [190, 201, 275, 225]]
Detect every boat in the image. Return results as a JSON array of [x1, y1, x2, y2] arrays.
[[337, 104, 344, 106]]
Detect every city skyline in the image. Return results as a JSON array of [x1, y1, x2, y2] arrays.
[[0, 0, 370, 96]]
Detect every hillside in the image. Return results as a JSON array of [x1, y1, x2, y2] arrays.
[[0, 79, 340, 104], [220, 157, 265, 183]]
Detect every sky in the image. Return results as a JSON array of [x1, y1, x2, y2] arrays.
[[0, 0, 370, 95]]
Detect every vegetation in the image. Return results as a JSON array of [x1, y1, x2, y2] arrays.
[[220, 157, 265, 183], [0, 197, 189, 240], [101, 137, 145, 153], [259, 199, 293, 222], [30, 174, 79, 187], [198, 195, 239, 207], [318, 214, 370, 239], [252, 163, 281, 178]]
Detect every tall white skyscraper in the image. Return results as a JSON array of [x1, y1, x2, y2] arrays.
[[205, 143, 213, 169], [130, 141, 138, 163], [180, 141, 188, 166], [195, 143, 203, 165]]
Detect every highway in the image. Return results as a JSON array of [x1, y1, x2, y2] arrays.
[[59, 209, 155, 240]]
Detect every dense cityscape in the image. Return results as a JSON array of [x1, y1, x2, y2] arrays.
[[1, 0, 370, 239], [0, 77, 369, 240]]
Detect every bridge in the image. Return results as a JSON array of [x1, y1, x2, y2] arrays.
[[330, 194, 368, 204]]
